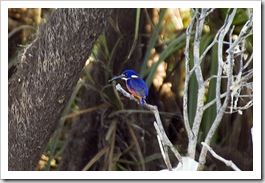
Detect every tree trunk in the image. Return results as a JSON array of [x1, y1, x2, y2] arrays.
[[8, 8, 113, 171]]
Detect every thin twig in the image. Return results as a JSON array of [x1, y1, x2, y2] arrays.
[[61, 103, 109, 120], [243, 53, 253, 70], [154, 123, 173, 170], [8, 25, 35, 39], [203, 92, 227, 111], [227, 15, 253, 53], [229, 26, 236, 114], [204, 75, 229, 85], [150, 105, 183, 165], [82, 146, 110, 171], [199, 8, 215, 20], [201, 142, 241, 171], [127, 123, 146, 170], [215, 9, 233, 112]]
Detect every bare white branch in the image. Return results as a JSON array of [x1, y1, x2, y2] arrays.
[[154, 123, 173, 170], [182, 8, 252, 171], [243, 53, 253, 70], [150, 105, 183, 164], [201, 142, 241, 171], [227, 15, 253, 53], [198, 8, 238, 170], [115, 83, 183, 167], [215, 9, 237, 112], [187, 8, 207, 160], [183, 8, 197, 149], [201, 8, 216, 19], [203, 92, 228, 111]]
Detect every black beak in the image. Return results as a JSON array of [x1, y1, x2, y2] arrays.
[[108, 74, 125, 82]]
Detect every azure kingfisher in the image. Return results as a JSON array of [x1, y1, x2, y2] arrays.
[[109, 70, 148, 105]]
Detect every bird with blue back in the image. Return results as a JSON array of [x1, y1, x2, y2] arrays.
[[109, 70, 148, 105]]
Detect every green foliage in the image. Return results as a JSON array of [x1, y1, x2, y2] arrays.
[[140, 8, 167, 78], [200, 44, 218, 144], [145, 33, 186, 88]]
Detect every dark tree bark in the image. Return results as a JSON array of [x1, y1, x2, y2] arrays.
[[8, 8, 113, 171]]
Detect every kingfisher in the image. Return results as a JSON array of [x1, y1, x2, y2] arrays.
[[109, 70, 148, 105]]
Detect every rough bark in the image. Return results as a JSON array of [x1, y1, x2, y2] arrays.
[[8, 8, 113, 171]]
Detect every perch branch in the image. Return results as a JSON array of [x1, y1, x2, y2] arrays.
[[154, 123, 173, 170], [115, 84, 183, 167]]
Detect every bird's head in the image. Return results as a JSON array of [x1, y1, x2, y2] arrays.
[[109, 70, 139, 82]]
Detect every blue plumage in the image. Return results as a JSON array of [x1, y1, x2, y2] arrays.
[[109, 70, 148, 105]]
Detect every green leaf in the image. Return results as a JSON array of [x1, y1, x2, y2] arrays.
[[200, 44, 218, 144], [140, 8, 167, 77], [145, 33, 186, 88]]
